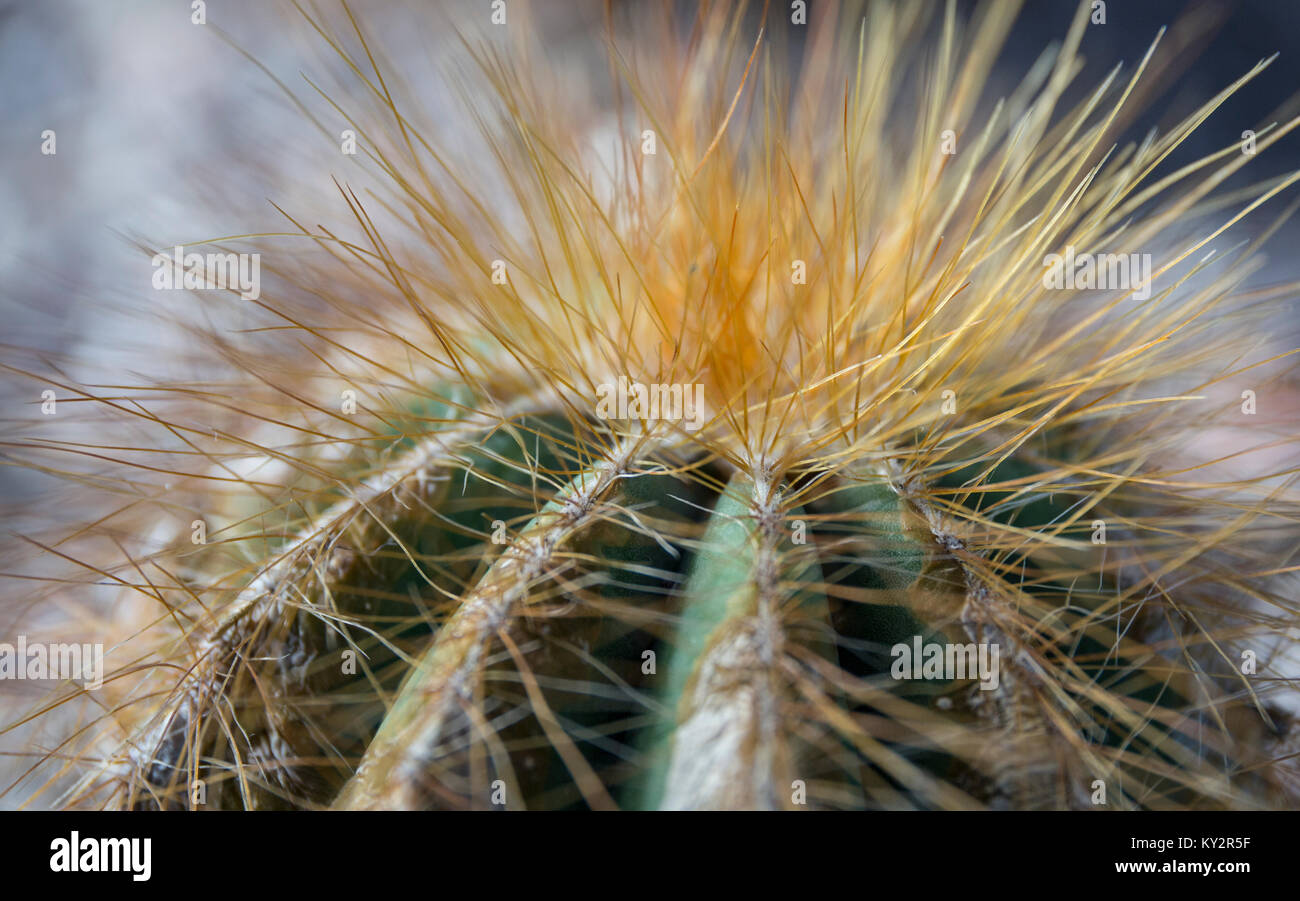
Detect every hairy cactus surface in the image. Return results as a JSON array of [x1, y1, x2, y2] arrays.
[[4, 0, 1300, 812]]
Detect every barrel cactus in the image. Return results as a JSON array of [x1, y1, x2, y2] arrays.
[[7, 0, 1299, 811]]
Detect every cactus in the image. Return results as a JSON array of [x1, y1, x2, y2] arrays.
[[5, 0, 1300, 811]]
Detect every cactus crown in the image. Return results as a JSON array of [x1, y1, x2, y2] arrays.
[[7, 1, 1299, 810]]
